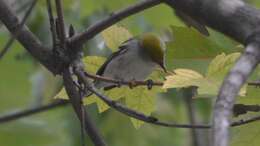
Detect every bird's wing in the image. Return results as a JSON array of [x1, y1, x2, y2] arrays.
[[96, 38, 133, 76], [175, 10, 209, 36]]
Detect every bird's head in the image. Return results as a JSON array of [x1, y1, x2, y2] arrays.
[[139, 33, 166, 72]]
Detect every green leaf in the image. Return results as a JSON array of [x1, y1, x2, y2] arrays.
[[54, 56, 106, 100], [101, 25, 133, 52], [83, 56, 106, 74], [163, 69, 218, 97], [54, 54, 165, 128], [163, 53, 246, 97], [86, 70, 165, 128], [206, 52, 241, 79], [166, 26, 239, 70]]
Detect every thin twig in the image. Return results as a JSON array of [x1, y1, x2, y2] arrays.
[[0, 94, 259, 129], [248, 81, 260, 86], [183, 87, 200, 146], [84, 71, 163, 87], [231, 115, 260, 127], [233, 104, 260, 117], [46, 0, 57, 49], [0, 0, 38, 59], [55, 0, 66, 49], [77, 69, 210, 129], [0, 100, 69, 124]]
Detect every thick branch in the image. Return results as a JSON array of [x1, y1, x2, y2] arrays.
[[63, 69, 107, 146], [212, 42, 260, 146], [68, 0, 163, 46], [165, 0, 260, 44], [0, 0, 59, 73], [0, 0, 38, 59]]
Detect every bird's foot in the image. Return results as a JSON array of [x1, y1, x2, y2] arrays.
[[146, 79, 154, 90], [129, 79, 137, 89]]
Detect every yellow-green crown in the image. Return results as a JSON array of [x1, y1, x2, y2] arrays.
[[140, 33, 165, 68]]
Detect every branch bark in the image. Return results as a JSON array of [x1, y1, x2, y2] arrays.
[[63, 68, 107, 146], [212, 42, 260, 146], [0, 100, 69, 124], [0, 0, 38, 59], [164, 1, 260, 146], [0, 0, 60, 73]]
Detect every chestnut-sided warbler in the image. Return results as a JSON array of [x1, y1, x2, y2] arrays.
[[93, 33, 166, 90]]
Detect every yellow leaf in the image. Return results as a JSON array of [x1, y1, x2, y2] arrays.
[[125, 86, 162, 129], [54, 88, 68, 99], [206, 52, 241, 79], [83, 56, 106, 74], [163, 53, 246, 97], [101, 25, 133, 52], [163, 69, 204, 89], [54, 56, 165, 129]]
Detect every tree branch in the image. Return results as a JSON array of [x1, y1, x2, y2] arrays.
[[163, 1, 260, 146], [212, 41, 260, 146], [233, 104, 260, 117], [68, 0, 163, 47], [76, 68, 260, 130], [0, 93, 259, 130], [63, 68, 107, 146], [183, 87, 200, 146], [0, 100, 69, 124], [84, 71, 163, 87], [0, 0, 38, 59], [0, 0, 61, 73], [55, 0, 67, 49], [46, 0, 57, 49]]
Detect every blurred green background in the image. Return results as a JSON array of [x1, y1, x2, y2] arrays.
[[0, 0, 260, 146]]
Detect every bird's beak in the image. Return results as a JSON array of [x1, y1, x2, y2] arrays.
[[158, 62, 167, 73]]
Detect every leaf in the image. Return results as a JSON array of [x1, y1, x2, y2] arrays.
[[163, 69, 218, 96], [54, 88, 67, 100], [83, 87, 127, 113], [85, 70, 165, 128], [163, 53, 246, 97], [83, 56, 106, 74], [101, 25, 133, 52], [54, 56, 106, 100], [163, 69, 204, 89], [54, 53, 165, 128], [125, 87, 156, 128], [165, 26, 239, 69], [206, 52, 241, 79]]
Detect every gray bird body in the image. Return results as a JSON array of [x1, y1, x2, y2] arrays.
[[94, 38, 157, 89]]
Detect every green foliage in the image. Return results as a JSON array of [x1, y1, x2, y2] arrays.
[[54, 25, 166, 128], [2, 1, 260, 146], [163, 53, 246, 97], [101, 25, 133, 52]]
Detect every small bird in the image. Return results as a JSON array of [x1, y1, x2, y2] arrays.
[[93, 33, 166, 91]]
